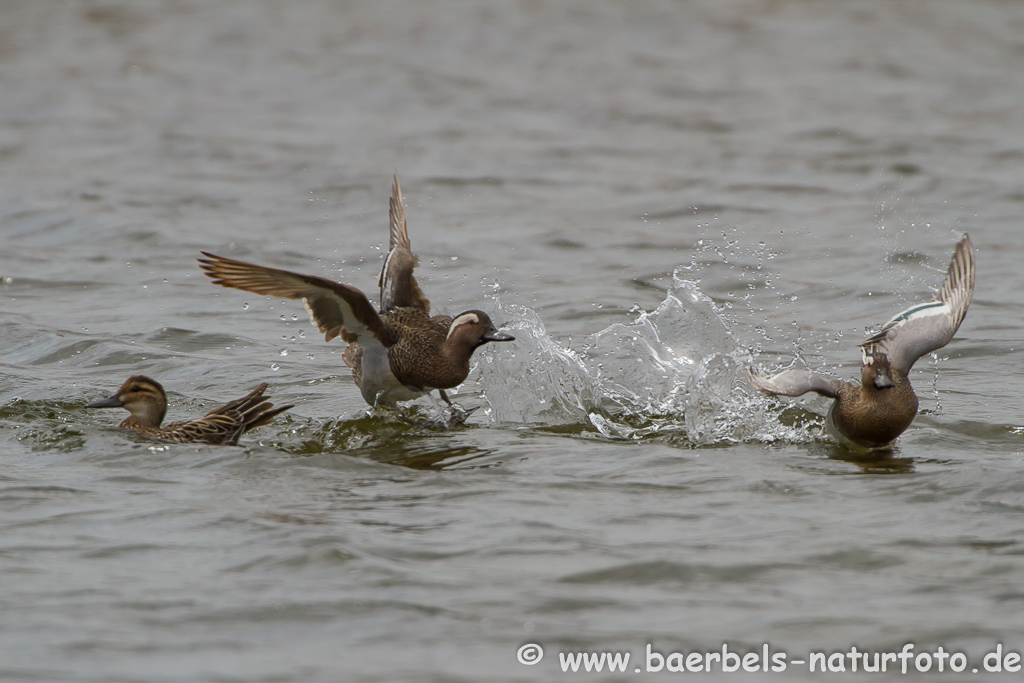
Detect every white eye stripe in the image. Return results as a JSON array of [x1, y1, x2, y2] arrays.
[[447, 312, 480, 338]]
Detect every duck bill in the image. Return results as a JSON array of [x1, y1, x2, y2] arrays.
[[872, 369, 895, 389], [481, 329, 515, 343], [86, 394, 124, 409]]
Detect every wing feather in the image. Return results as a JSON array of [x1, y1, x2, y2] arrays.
[[860, 234, 975, 374], [747, 367, 842, 399], [377, 174, 430, 313], [163, 412, 247, 445], [201, 382, 269, 418], [199, 252, 395, 347], [166, 383, 293, 445]]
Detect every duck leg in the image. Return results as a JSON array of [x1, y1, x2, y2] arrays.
[[434, 389, 478, 426]]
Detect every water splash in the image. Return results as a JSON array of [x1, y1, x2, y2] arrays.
[[475, 304, 599, 424], [475, 269, 801, 446]]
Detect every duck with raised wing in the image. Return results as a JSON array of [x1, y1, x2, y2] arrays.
[[87, 375, 293, 445], [747, 234, 975, 449], [198, 174, 514, 407]]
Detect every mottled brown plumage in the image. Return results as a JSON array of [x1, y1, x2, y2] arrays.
[[198, 174, 514, 407], [86, 375, 293, 445], [341, 307, 507, 399]]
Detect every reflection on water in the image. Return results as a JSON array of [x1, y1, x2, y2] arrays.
[[828, 447, 916, 475]]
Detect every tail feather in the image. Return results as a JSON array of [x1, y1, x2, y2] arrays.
[[205, 382, 269, 418], [201, 383, 292, 440], [242, 402, 294, 433]]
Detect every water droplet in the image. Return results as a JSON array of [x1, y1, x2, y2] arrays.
[[243, 303, 249, 310], [306, 353, 315, 360], [291, 314, 298, 321], [270, 363, 280, 371], [279, 349, 288, 356], [280, 314, 287, 321]]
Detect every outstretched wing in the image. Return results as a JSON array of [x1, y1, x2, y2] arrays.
[[377, 174, 430, 313], [199, 252, 395, 347], [860, 234, 975, 374], [747, 366, 842, 399]]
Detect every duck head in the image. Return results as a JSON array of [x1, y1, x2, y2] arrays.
[[861, 352, 896, 390], [87, 375, 168, 427], [446, 310, 515, 350]]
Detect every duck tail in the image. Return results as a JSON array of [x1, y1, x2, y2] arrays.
[[203, 383, 292, 436], [241, 402, 294, 433]]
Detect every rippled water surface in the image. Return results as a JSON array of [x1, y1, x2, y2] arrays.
[[3, 2, 1024, 681]]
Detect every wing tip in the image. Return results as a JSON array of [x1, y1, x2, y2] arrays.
[[941, 231, 976, 321], [861, 234, 976, 349], [745, 365, 771, 394]]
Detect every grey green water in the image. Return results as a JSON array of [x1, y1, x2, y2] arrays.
[[2, 2, 1023, 681]]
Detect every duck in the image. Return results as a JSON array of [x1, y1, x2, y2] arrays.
[[198, 174, 514, 407], [747, 234, 975, 449], [86, 375, 293, 445]]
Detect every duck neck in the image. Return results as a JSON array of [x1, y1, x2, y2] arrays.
[[441, 335, 476, 375], [119, 402, 166, 429], [859, 364, 913, 406]]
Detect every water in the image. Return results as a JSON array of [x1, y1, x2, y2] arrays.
[[2, 1, 1024, 680]]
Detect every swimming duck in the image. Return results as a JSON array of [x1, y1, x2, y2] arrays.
[[86, 375, 293, 445], [747, 234, 975, 449], [198, 174, 514, 407]]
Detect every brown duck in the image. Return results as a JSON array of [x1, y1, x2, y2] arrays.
[[87, 375, 292, 445], [198, 175, 514, 407], [748, 235, 975, 449]]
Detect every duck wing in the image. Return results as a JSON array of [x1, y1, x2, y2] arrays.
[[199, 252, 395, 347], [163, 384, 293, 446], [378, 174, 430, 313], [860, 234, 974, 375], [747, 366, 842, 399], [162, 412, 248, 446], [201, 382, 293, 432], [202, 382, 271, 418]]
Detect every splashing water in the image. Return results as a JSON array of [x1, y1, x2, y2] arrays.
[[475, 304, 599, 424], [475, 269, 800, 446]]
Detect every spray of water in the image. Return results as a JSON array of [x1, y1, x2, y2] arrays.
[[473, 221, 960, 447], [474, 267, 815, 446]]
